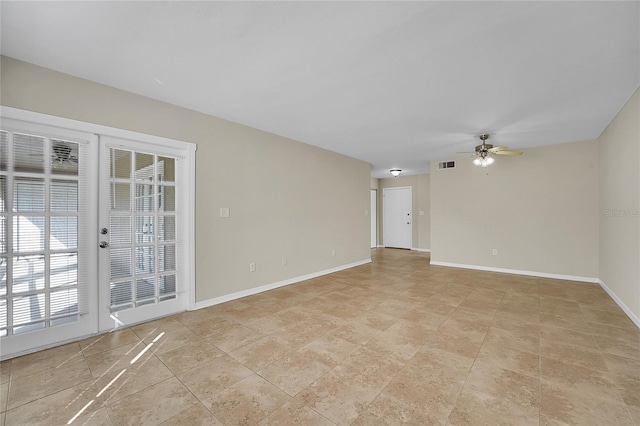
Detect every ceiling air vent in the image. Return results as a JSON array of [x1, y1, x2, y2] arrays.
[[438, 161, 455, 169]]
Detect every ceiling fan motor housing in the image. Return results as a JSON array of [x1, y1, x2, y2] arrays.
[[475, 143, 493, 157]]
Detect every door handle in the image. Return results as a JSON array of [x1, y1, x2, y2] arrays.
[[99, 241, 109, 249]]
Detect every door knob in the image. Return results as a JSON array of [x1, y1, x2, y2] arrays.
[[100, 228, 108, 235], [99, 241, 109, 248]]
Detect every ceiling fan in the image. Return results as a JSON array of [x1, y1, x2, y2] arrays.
[[459, 134, 523, 167], [26, 141, 78, 169], [51, 144, 78, 165]]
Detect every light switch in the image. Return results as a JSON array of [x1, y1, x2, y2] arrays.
[[419, 211, 425, 216], [220, 208, 230, 218]]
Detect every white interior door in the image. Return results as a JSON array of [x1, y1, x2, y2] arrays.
[[383, 187, 412, 249], [371, 189, 377, 248], [0, 119, 98, 359], [98, 137, 189, 331]]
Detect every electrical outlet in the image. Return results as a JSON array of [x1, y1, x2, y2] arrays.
[[492, 249, 498, 256], [249, 262, 256, 272], [282, 256, 287, 266], [220, 208, 230, 218], [331, 249, 335, 257]]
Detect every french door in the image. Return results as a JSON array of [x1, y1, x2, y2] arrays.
[[0, 109, 194, 359], [0, 119, 98, 357], [98, 137, 188, 331]]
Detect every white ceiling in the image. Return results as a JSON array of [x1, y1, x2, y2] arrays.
[[1, 1, 638, 177]]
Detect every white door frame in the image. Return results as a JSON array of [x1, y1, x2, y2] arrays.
[[0, 107, 196, 357], [382, 186, 412, 249], [370, 189, 377, 248]]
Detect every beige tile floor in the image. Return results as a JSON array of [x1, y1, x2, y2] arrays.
[[1, 248, 639, 425]]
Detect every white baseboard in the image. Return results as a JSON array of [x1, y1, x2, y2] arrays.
[[598, 280, 640, 329], [429, 261, 599, 283], [193, 259, 372, 310], [411, 248, 431, 253]]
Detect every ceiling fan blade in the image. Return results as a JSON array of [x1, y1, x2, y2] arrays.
[[493, 149, 523, 156]]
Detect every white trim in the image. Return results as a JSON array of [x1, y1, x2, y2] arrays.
[[185, 146, 197, 311], [598, 280, 640, 329], [193, 259, 371, 310], [1, 106, 196, 154], [429, 261, 599, 283], [411, 248, 431, 253]]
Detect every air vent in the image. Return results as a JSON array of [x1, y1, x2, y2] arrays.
[[438, 161, 455, 169]]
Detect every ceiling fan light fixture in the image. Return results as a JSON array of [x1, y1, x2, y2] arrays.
[[474, 155, 495, 167], [390, 169, 402, 177]]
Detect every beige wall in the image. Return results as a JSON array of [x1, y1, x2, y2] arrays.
[[370, 178, 379, 190], [1, 56, 372, 303], [430, 140, 599, 278], [598, 88, 640, 321], [378, 174, 430, 251]]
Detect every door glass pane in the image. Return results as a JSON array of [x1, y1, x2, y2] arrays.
[[159, 186, 175, 212], [136, 277, 155, 301], [135, 246, 154, 274], [51, 181, 78, 212], [158, 215, 175, 241], [135, 153, 154, 181], [159, 274, 176, 297], [159, 244, 175, 272], [158, 157, 175, 183], [0, 217, 5, 254], [0, 176, 6, 212], [51, 140, 79, 176], [14, 178, 45, 212], [0, 131, 8, 171], [14, 133, 45, 173], [110, 149, 131, 179], [135, 216, 154, 243], [111, 183, 131, 211], [13, 255, 45, 292], [50, 288, 78, 317], [110, 281, 132, 311], [135, 184, 154, 212], [110, 248, 132, 279], [110, 216, 131, 245], [13, 216, 45, 252], [0, 257, 6, 296], [13, 294, 45, 332], [0, 299, 6, 336], [51, 217, 78, 249], [50, 253, 77, 288]]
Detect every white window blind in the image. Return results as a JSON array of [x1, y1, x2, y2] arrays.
[[0, 128, 90, 337], [108, 148, 178, 312]]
